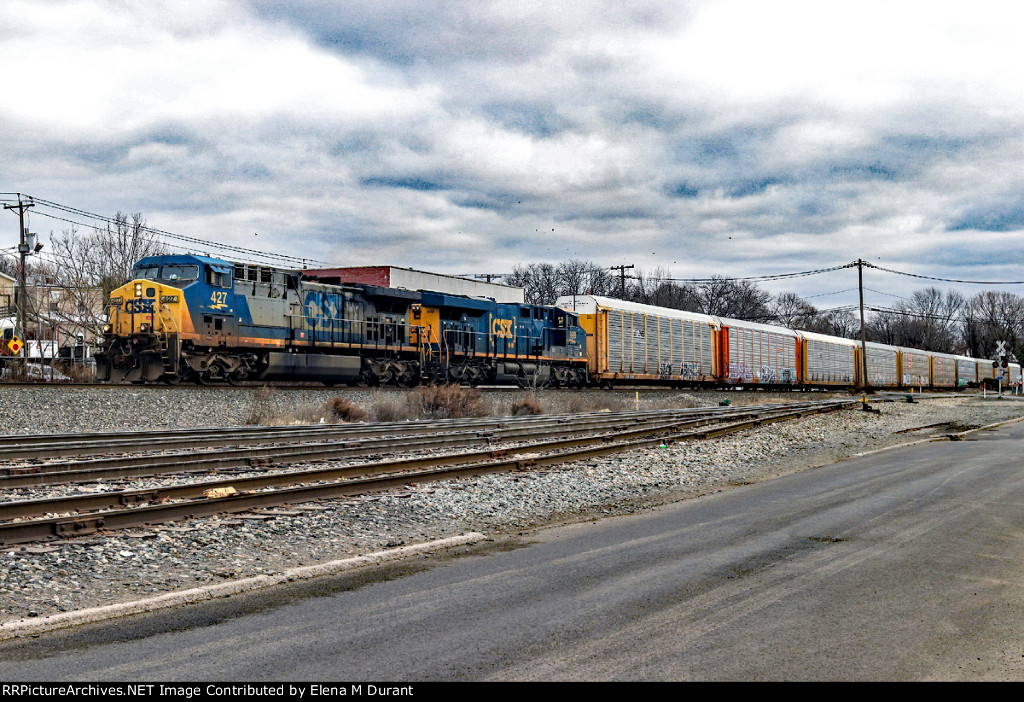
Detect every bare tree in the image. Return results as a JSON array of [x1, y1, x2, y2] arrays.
[[504, 262, 560, 305], [45, 213, 165, 337], [693, 276, 772, 320], [963, 290, 1024, 360], [770, 291, 820, 329]]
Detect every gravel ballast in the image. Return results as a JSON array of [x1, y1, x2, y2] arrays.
[[1, 385, 1023, 626]]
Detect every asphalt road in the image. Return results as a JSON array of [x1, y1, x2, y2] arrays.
[[4, 420, 1024, 681]]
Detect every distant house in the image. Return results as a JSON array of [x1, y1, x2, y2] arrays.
[[0, 270, 13, 317], [21, 281, 105, 347]]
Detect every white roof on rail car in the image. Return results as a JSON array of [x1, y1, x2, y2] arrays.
[[718, 315, 800, 338], [865, 340, 900, 353], [796, 330, 859, 347], [554, 295, 721, 326]]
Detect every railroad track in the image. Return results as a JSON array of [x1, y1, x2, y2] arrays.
[[0, 405, 830, 487], [0, 398, 862, 546]]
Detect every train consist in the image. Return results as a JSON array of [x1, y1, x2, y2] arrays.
[[95, 254, 588, 387], [95, 253, 1014, 390], [556, 294, 1020, 390]]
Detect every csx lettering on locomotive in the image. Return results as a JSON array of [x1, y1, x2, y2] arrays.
[[491, 318, 515, 338], [124, 298, 155, 314]]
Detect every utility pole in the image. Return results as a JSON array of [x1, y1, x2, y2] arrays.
[[3, 194, 34, 365], [856, 258, 870, 391], [609, 264, 634, 299], [466, 273, 508, 284]]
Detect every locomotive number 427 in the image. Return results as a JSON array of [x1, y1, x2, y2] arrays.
[[209, 291, 229, 310]]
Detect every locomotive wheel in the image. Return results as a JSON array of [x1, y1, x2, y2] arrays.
[[226, 369, 247, 386]]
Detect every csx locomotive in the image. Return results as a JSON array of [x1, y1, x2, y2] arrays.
[[95, 254, 589, 386]]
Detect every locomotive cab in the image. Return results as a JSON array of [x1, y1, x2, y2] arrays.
[[96, 255, 240, 383]]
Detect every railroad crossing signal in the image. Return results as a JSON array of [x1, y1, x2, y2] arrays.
[[7, 337, 22, 354], [994, 341, 1010, 368]]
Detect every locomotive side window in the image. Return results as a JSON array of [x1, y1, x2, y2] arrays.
[[206, 269, 230, 288]]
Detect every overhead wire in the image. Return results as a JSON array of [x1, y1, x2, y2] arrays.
[[864, 262, 1024, 285], [24, 196, 331, 267]]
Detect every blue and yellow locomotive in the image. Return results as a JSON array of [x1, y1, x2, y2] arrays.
[[95, 254, 589, 386]]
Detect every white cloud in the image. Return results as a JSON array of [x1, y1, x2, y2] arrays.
[[2, 0, 1024, 314]]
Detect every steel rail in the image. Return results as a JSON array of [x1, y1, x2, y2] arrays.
[[0, 415, 728, 487], [0, 409, 820, 518], [0, 400, 858, 545], [0, 406, 731, 458], [0, 402, 845, 487]]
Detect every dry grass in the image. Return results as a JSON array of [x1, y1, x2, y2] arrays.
[[243, 386, 279, 425], [409, 384, 488, 419], [510, 394, 544, 416], [61, 362, 96, 383], [240, 385, 708, 428], [323, 397, 368, 423], [369, 395, 418, 422]]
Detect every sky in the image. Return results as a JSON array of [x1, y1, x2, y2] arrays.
[[3, 0, 1024, 311]]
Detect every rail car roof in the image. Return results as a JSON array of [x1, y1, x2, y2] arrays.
[[554, 295, 721, 325], [897, 346, 932, 354], [953, 354, 981, 363], [718, 315, 800, 338], [795, 330, 859, 347]]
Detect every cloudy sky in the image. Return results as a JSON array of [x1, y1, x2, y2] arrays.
[[3, 0, 1024, 309]]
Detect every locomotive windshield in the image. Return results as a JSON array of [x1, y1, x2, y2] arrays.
[[162, 265, 199, 282], [132, 264, 200, 284]]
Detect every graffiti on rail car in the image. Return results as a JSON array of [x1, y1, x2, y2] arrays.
[[679, 362, 701, 379], [729, 362, 753, 382]]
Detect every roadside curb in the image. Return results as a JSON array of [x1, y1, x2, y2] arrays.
[[0, 532, 486, 640]]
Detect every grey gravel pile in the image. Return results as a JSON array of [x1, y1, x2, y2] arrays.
[[1, 386, 1023, 623]]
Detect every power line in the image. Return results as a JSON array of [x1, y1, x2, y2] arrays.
[[865, 304, 1022, 327], [25, 196, 330, 268], [802, 287, 859, 299], [865, 262, 1024, 285], [651, 263, 857, 284]]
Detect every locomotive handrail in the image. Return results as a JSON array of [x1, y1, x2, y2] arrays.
[[284, 313, 419, 351], [440, 327, 547, 359], [158, 304, 180, 335]]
